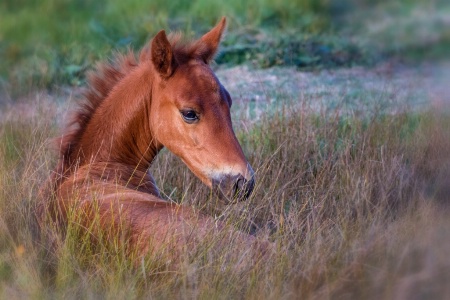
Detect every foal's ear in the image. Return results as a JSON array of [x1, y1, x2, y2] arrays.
[[149, 30, 175, 78], [199, 17, 227, 63]]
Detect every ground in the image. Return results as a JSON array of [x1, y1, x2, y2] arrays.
[[2, 59, 449, 123], [217, 61, 450, 119]]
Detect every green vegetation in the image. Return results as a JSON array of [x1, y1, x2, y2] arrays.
[[0, 0, 330, 91], [2, 0, 449, 94]]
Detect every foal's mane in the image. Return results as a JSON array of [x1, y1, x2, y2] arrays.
[[59, 33, 205, 168]]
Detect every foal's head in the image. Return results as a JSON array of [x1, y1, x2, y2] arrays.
[[144, 18, 254, 203]]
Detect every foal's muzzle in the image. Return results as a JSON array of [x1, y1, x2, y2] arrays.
[[212, 172, 255, 204]]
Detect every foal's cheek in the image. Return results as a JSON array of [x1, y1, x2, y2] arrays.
[[186, 129, 200, 148], [151, 103, 176, 138], [155, 117, 187, 152], [191, 133, 199, 147]]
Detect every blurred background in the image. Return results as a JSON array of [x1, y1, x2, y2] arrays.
[[0, 0, 449, 95]]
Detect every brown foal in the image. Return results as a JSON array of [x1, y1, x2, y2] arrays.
[[41, 18, 264, 260]]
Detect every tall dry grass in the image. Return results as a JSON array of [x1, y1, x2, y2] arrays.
[[0, 93, 449, 299]]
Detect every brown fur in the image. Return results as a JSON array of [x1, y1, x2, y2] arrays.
[[41, 18, 267, 262]]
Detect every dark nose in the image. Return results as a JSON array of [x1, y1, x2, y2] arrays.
[[212, 173, 255, 204]]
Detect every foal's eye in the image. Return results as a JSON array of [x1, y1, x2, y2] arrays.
[[180, 110, 199, 123]]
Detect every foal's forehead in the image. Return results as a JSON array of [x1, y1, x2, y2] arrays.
[[171, 61, 231, 109], [177, 62, 221, 92]]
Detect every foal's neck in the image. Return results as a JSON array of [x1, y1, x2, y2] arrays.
[[74, 62, 161, 192]]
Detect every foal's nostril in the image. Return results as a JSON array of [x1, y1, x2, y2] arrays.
[[232, 175, 255, 200], [234, 177, 245, 196], [243, 176, 255, 199], [212, 173, 255, 203]]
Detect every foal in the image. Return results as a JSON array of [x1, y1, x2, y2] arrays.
[[42, 18, 263, 260]]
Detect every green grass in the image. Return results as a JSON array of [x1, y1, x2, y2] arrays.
[[3, 0, 449, 95], [0, 91, 449, 298], [0, 0, 331, 93], [339, 0, 450, 62]]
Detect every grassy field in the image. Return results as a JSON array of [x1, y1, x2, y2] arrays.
[[1, 94, 449, 298], [1, 0, 450, 299]]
